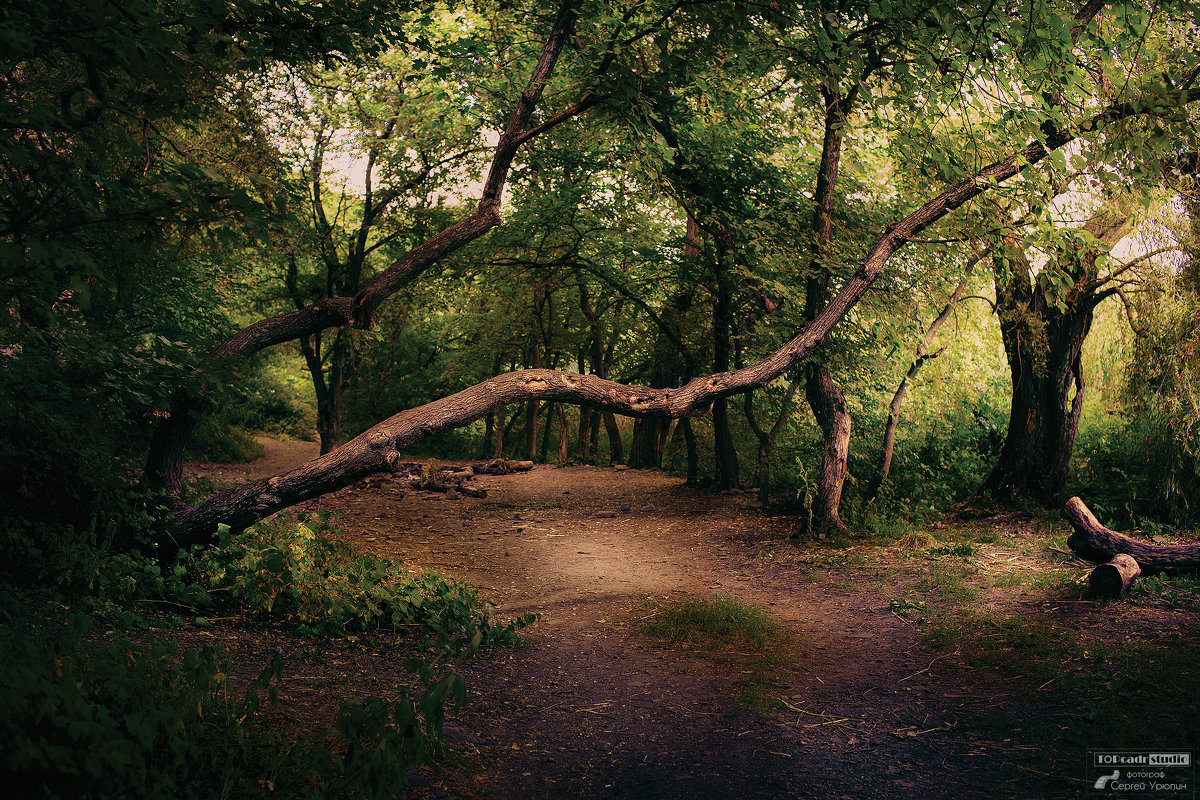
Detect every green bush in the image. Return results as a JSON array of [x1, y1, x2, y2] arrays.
[[186, 353, 316, 463], [1071, 409, 1200, 530], [186, 419, 266, 464], [197, 515, 536, 649]]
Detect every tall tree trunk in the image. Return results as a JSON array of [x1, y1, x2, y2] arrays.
[[802, 87, 854, 533], [983, 245, 1095, 501], [712, 242, 739, 489], [603, 412, 625, 465], [983, 200, 1132, 503], [142, 389, 207, 501], [483, 412, 495, 459], [681, 417, 698, 485], [493, 403, 505, 458], [300, 329, 351, 455], [524, 400, 539, 461], [539, 398, 554, 462], [576, 405, 590, 462], [806, 364, 851, 530], [557, 403, 569, 463]]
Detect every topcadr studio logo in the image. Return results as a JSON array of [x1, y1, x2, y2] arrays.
[[1088, 750, 1194, 797]]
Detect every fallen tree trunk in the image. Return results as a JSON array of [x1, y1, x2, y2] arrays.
[[1088, 553, 1142, 597], [155, 82, 1200, 557], [1064, 497, 1200, 575]]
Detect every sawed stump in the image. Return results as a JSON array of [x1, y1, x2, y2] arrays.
[[1087, 553, 1141, 597]]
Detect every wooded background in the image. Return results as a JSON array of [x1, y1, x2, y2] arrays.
[[4, 0, 1200, 560]]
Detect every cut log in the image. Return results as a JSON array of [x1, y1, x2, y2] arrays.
[[1088, 553, 1141, 597], [1064, 497, 1200, 575]]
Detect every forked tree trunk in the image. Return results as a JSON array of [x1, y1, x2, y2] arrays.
[[800, 86, 855, 533], [983, 244, 1099, 501], [983, 203, 1134, 503], [301, 328, 351, 455], [712, 241, 739, 489], [744, 379, 800, 505]]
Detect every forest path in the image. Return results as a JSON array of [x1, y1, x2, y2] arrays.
[[185, 442, 1078, 799], [302, 462, 1044, 800]]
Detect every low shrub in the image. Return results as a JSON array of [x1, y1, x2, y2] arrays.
[[196, 514, 536, 650]]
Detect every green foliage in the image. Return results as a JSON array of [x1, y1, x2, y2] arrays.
[[198, 515, 535, 648], [1072, 279, 1200, 528], [187, 352, 317, 461], [0, 598, 464, 800]]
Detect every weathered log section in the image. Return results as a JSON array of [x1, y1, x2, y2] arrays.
[[1064, 497, 1200, 576], [1088, 553, 1142, 597]]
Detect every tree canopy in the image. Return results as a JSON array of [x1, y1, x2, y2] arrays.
[[4, 0, 1200, 561]]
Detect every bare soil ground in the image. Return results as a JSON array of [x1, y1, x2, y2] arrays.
[[184, 439, 1198, 800]]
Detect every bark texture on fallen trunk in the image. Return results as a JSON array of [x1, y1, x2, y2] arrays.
[[1088, 553, 1141, 597], [1064, 497, 1200, 575]]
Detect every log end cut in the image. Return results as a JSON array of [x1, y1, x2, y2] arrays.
[[1088, 553, 1141, 597]]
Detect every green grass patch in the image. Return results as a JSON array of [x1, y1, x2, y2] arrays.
[[915, 561, 980, 602], [635, 594, 796, 709]]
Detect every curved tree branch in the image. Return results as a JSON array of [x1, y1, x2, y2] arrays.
[[157, 45, 1200, 554], [142, 0, 582, 497]]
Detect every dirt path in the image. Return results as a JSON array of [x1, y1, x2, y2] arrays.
[[190, 445, 1079, 799], [308, 464, 1042, 800]]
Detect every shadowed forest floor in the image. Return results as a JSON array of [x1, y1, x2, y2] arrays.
[[183, 439, 1200, 800]]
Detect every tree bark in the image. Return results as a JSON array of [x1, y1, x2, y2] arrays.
[[983, 207, 1131, 502], [1088, 553, 1141, 597], [799, 84, 856, 533], [806, 363, 851, 532], [680, 417, 698, 485], [982, 244, 1090, 501], [557, 403, 569, 463], [493, 403, 505, 459], [712, 241, 739, 490], [299, 328, 351, 455], [1065, 497, 1200, 575]]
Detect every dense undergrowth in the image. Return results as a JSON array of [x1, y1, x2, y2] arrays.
[[0, 511, 531, 800]]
